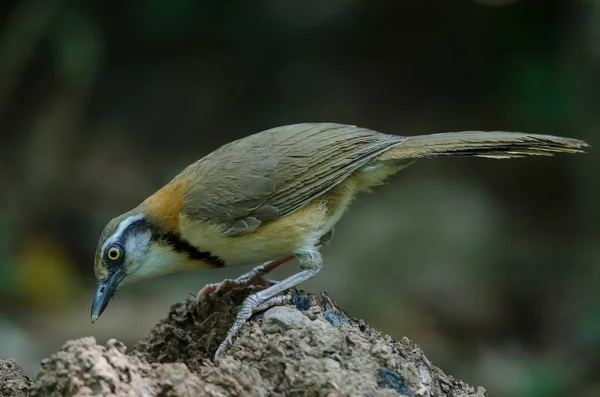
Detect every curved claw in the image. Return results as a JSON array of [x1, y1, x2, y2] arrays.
[[196, 256, 294, 303], [196, 282, 220, 298], [196, 279, 237, 302], [214, 248, 322, 359], [214, 293, 291, 360], [196, 276, 279, 304]]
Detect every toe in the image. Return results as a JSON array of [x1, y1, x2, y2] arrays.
[[197, 284, 216, 299]]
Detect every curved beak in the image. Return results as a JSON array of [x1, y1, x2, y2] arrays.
[[91, 269, 125, 323]]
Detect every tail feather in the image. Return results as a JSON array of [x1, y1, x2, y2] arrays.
[[381, 131, 589, 160]]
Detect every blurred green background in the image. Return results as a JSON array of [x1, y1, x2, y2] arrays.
[[0, 0, 598, 396]]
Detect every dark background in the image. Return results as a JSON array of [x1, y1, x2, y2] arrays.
[[0, 0, 598, 396]]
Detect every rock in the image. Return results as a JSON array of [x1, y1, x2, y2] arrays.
[[1, 289, 487, 396], [30, 337, 158, 397], [0, 359, 31, 397], [261, 305, 311, 333]]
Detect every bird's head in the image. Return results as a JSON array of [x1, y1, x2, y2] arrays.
[[90, 207, 192, 323]]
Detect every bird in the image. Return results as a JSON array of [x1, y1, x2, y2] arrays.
[[90, 122, 588, 359]]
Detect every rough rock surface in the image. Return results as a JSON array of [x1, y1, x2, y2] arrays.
[[0, 359, 31, 397], [3, 288, 487, 396]]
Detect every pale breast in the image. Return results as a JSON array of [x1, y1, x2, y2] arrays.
[[179, 197, 332, 266]]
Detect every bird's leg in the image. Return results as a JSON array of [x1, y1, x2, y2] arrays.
[[214, 247, 323, 359], [197, 228, 334, 300], [196, 255, 294, 299]]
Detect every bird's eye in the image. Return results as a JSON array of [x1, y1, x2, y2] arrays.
[[106, 245, 123, 262]]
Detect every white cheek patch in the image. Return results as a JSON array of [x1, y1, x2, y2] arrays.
[[126, 244, 191, 283], [124, 228, 152, 265]]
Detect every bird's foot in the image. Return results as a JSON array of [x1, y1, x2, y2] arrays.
[[197, 231, 332, 302], [210, 244, 325, 359], [196, 275, 277, 301], [196, 255, 294, 302], [214, 293, 291, 359]]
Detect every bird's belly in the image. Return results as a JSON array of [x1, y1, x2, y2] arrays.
[[179, 199, 331, 266], [179, 180, 360, 267]]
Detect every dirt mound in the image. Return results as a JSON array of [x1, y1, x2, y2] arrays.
[[2, 289, 486, 396]]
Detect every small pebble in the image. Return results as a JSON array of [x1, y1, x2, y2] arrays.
[[261, 306, 311, 334], [358, 319, 367, 332], [107, 339, 127, 354]]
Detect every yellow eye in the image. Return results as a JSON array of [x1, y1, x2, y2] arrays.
[[107, 246, 122, 261]]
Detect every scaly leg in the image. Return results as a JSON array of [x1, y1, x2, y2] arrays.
[[214, 247, 323, 359], [197, 228, 334, 300], [196, 255, 294, 299]]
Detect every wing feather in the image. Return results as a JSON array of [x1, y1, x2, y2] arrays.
[[178, 123, 404, 235]]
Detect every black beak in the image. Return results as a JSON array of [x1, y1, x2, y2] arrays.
[[91, 269, 124, 323]]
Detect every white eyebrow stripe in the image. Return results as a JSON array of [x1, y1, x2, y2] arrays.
[[101, 213, 145, 254]]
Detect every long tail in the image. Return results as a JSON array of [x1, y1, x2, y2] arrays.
[[379, 131, 589, 160]]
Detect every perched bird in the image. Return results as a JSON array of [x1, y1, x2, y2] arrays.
[[90, 123, 588, 358]]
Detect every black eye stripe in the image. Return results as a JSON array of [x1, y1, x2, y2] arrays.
[[119, 219, 148, 242]]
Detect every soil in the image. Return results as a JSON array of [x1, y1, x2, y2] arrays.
[[0, 288, 487, 396]]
